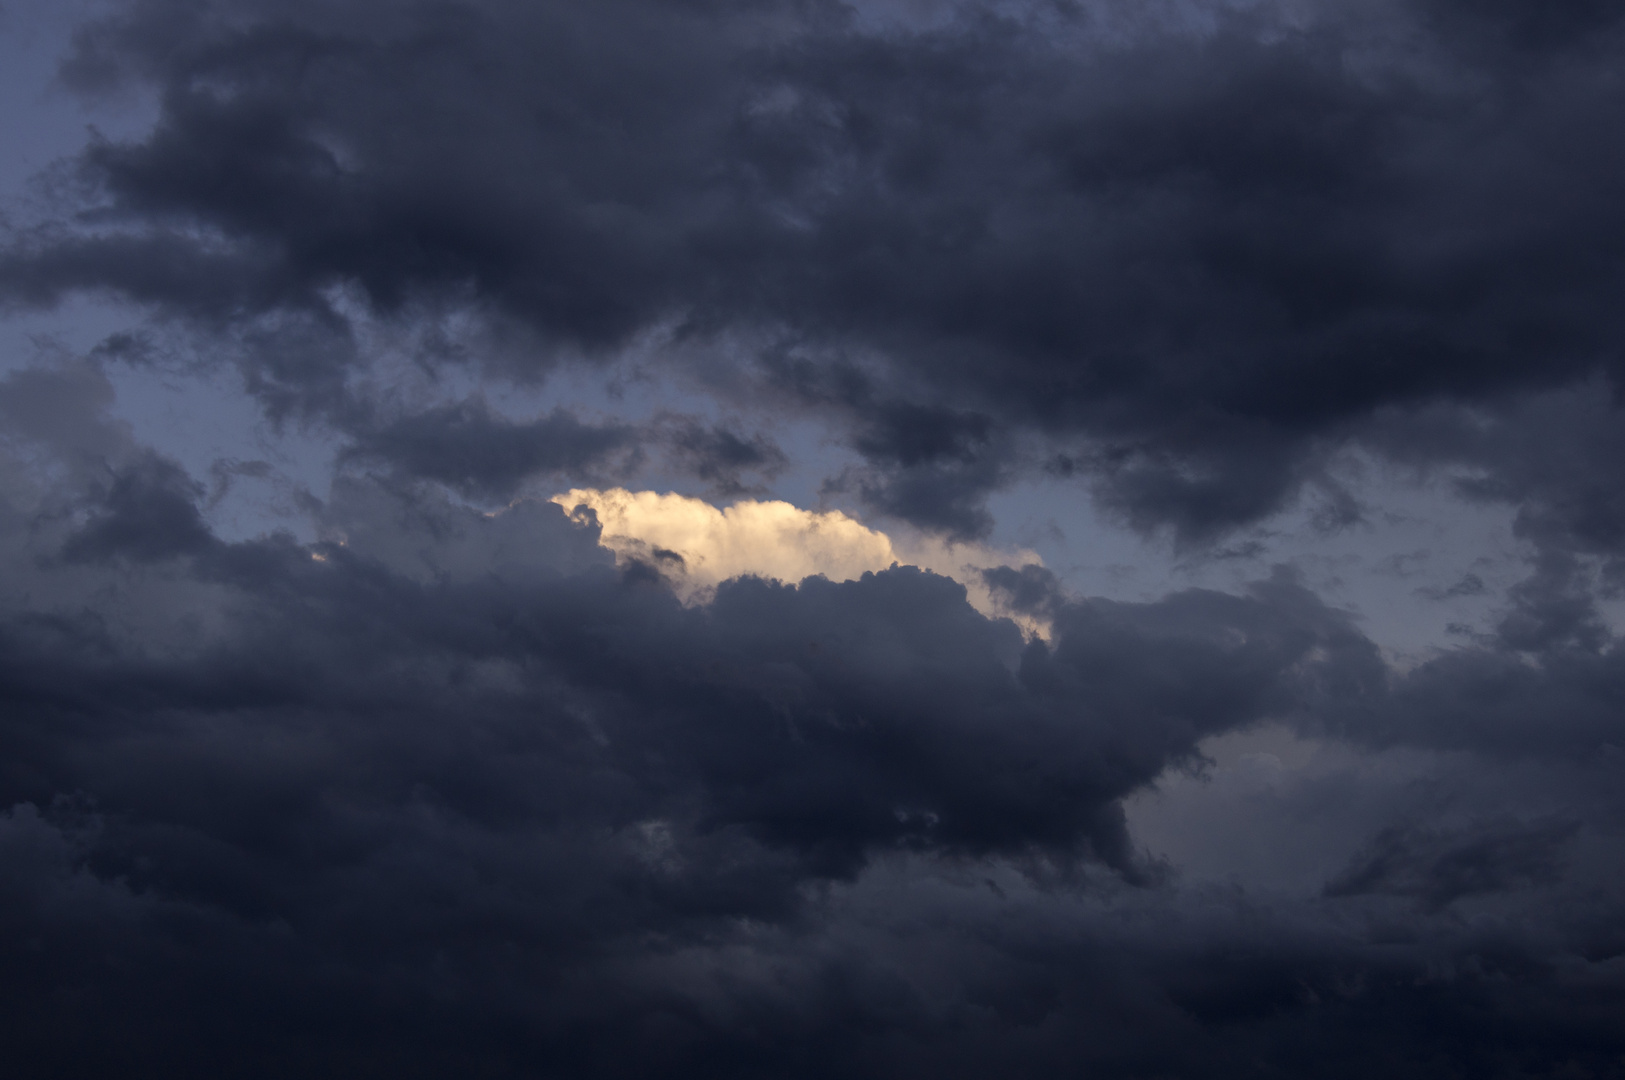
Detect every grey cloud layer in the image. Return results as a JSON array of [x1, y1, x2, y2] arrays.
[[0, 364, 1623, 1075], [4, 1, 1625, 1075], [6, 0, 1625, 536]]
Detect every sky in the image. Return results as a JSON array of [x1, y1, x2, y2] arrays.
[[1, 1, 1624, 1076]]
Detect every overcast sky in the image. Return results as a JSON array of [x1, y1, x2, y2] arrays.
[[3, 1, 1625, 1076]]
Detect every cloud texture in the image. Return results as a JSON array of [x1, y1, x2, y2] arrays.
[[553, 486, 1042, 623], [3, 0, 1623, 537], [2, 1, 1625, 1076]]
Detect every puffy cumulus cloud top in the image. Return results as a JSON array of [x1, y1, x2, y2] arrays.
[[0, 0, 1624, 1077], [552, 487, 1045, 627], [554, 488, 902, 592]]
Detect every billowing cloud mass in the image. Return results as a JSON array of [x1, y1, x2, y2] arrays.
[[1, 0, 1625, 1076], [552, 487, 1043, 625]]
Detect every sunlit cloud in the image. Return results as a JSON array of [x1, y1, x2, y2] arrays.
[[551, 487, 1047, 632]]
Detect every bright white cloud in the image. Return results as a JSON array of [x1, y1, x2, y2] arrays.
[[550, 488, 1047, 632]]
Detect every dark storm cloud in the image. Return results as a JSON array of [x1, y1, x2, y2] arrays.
[[0, 434, 1264, 1060], [842, 401, 1004, 535], [345, 406, 799, 503], [663, 416, 788, 497], [344, 400, 639, 498], [1310, 549, 1625, 762], [0, 368, 1621, 1075], [1419, 0, 1625, 51], [59, 452, 215, 562], [5, 459, 1368, 892], [982, 562, 1062, 619], [1323, 816, 1579, 913], [4, 0, 1625, 1073], [0, 451, 1614, 1076], [839, 453, 1001, 537], [5, 0, 1625, 535], [1373, 385, 1625, 563]]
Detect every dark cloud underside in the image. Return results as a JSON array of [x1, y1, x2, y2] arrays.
[[3, 0, 1623, 536], [2, 2, 1625, 1076], [0, 456, 1620, 1077]]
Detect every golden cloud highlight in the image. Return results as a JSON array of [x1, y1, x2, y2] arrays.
[[550, 488, 1047, 634]]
